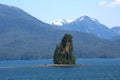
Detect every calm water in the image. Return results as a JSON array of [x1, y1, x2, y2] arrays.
[[0, 59, 120, 80]]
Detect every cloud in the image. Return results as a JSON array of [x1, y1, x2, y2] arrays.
[[99, 0, 120, 7], [99, 0, 107, 6], [110, 0, 120, 7]]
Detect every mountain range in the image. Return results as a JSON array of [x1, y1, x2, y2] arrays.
[[0, 3, 120, 60], [52, 16, 120, 39]]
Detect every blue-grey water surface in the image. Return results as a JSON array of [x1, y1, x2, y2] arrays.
[[0, 58, 120, 80]]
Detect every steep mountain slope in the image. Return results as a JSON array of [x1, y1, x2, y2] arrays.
[[52, 16, 115, 39], [0, 4, 120, 60], [0, 4, 59, 60]]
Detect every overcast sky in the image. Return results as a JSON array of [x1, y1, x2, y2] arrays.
[[0, 0, 120, 28]]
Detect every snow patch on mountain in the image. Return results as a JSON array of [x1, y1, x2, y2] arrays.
[[52, 19, 73, 26]]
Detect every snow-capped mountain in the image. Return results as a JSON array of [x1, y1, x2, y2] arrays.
[[52, 19, 73, 26], [75, 16, 100, 24], [1, 3, 120, 60], [52, 16, 118, 39]]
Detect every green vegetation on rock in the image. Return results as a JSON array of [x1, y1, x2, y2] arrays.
[[53, 34, 76, 64]]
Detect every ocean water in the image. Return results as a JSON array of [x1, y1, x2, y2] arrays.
[[0, 59, 120, 80]]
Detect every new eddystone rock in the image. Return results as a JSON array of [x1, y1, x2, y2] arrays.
[[53, 34, 76, 64]]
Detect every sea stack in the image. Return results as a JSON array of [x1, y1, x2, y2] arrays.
[[53, 34, 76, 64]]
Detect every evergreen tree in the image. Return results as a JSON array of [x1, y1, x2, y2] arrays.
[[53, 34, 76, 64]]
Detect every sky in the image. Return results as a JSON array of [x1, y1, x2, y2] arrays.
[[0, 0, 120, 28]]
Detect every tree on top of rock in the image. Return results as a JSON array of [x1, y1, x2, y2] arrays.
[[53, 34, 76, 64]]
